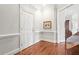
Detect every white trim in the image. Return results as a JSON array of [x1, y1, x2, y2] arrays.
[[4, 48, 20, 55], [20, 6, 35, 51], [20, 40, 40, 51], [57, 4, 75, 44], [57, 40, 65, 43], [41, 40, 56, 43], [34, 31, 56, 33], [40, 30, 57, 32], [0, 33, 20, 39], [57, 4, 73, 12], [20, 6, 35, 15]]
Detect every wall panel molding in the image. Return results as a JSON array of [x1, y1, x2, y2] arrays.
[[57, 4, 73, 12], [0, 33, 20, 39]]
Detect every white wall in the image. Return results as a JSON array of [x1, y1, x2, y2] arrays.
[[34, 5, 57, 43], [20, 4, 39, 49], [63, 5, 79, 34], [57, 4, 72, 43], [57, 4, 69, 11], [20, 4, 57, 43], [57, 4, 79, 43], [57, 10, 65, 43], [34, 5, 56, 32], [0, 4, 20, 54]]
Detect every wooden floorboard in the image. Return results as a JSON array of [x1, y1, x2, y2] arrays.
[[16, 40, 59, 55], [16, 41, 79, 55], [16, 40, 66, 55]]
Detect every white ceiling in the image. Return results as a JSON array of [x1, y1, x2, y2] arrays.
[[31, 4, 55, 10], [20, 4, 69, 11]]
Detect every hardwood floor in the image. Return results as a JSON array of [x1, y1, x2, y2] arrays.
[[57, 42, 65, 55], [67, 45, 79, 55], [16, 40, 66, 55]]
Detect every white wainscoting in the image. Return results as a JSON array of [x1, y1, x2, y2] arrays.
[[0, 33, 20, 55], [4, 48, 20, 55], [39, 32, 56, 43], [0, 33, 20, 39]]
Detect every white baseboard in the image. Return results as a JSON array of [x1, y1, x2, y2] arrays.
[[57, 40, 65, 43], [20, 40, 40, 50], [4, 48, 20, 55], [40, 39, 56, 43]]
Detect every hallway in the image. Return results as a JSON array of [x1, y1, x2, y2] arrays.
[[0, 4, 79, 55]]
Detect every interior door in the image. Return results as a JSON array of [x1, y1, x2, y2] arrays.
[[20, 11, 34, 50]]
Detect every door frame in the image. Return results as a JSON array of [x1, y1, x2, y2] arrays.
[[20, 7, 35, 50]]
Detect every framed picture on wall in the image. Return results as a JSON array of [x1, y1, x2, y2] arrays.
[[43, 21, 52, 29]]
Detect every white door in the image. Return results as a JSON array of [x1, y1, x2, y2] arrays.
[[20, 11, 34, 50]]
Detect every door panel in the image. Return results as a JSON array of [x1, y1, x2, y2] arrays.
[[20, 11, 34, 50]]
